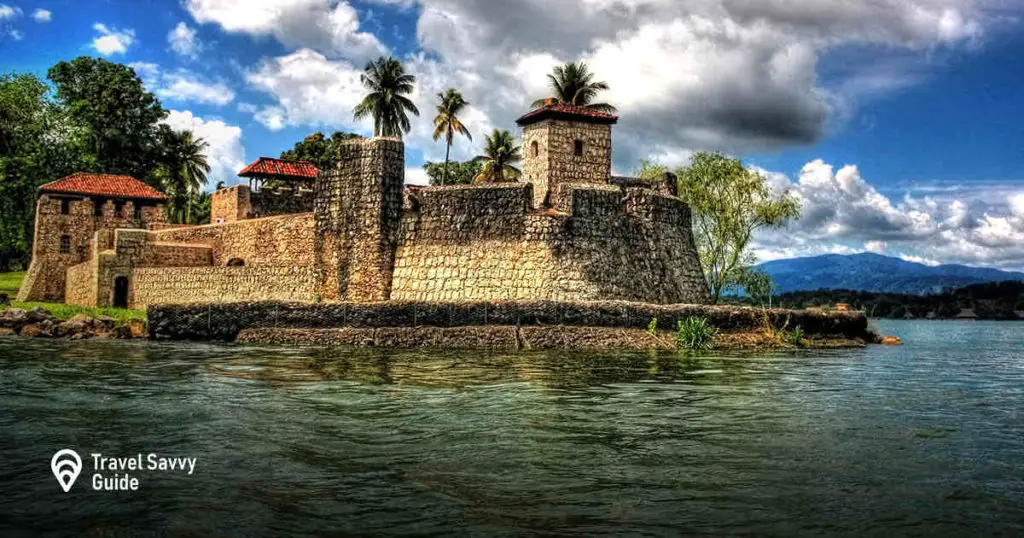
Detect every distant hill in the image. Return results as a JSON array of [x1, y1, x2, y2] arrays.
[[757, 253, 1024, 294]]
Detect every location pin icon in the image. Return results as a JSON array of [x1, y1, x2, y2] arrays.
[[51, 449, 82, 493]]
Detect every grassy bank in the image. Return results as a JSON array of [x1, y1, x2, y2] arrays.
[[0, 271, 24, 296], [1, 271, 145, 322]]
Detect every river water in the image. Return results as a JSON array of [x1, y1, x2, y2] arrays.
[[1, 320, 1022, 536]]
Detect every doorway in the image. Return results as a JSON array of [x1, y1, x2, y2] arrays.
[[113, 276, 129, 309]]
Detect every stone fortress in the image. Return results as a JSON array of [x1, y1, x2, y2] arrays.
[[18, 104, 711, 310]]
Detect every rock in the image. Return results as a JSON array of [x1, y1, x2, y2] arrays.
[[19, 323, 52, 338], [25, 307, 53, 324], [93, 315, 116, 332], [128, 319, 147, 339], [0, 327, 15, 336], [111, 325, 134, 339], [54, 314, 97, 338], [0, 308, 27, 329], [880, 335, 903, 345]]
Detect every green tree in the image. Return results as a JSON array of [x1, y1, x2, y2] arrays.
[[280, 131, 361, 169], [473, 129, 522, 184], [156, 128, 211, 224], [530, 61, 616, 113], [423, 159, 481, 186], [636, 159, 668, 179], [0, 73, 88, 271], [353, 56, 419, 138], [677, 152, 800, 303], [742, 269, 776, 309], [47, 57, 167, 182], [432, 88, 472, 186]]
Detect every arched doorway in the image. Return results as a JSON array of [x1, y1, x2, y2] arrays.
[[113, 276, 129, 309]]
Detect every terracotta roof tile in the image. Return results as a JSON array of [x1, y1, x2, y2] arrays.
[[516, 103, 618, 126], [40, 172, 168, 201], [238, 157, 319, 180]]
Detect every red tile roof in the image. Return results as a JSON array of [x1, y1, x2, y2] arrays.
[[40, 172, 168, 201], [238, 157, 319, 180], [516, 103, 618, 126]]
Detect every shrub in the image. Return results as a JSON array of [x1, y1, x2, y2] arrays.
[[783, 326, 807, 347], [674, 316, 715, 350], [647, 318, 658, 334]]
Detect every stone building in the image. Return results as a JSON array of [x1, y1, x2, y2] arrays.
[[29, 104, 710, 309], [211, 157, 319, 223], [17, 173, 169, 303]]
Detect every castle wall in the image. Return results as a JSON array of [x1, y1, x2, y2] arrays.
[[211, 185, 314, 223], [17, 194, 166, 302], [151, 213, 315, 267], [522, 120, 612, 208], [314, 137, 405, 302], [391, 183, 710, 304], [65, 260, 97, 307], [130, 266, 317, 310]]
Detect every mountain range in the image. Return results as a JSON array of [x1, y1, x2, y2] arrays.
[[756, 253, 1024, 295]]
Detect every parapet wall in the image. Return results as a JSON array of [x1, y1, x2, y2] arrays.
[[131, 266, 317, 310], [152, 213, 314, 267], [392, 182, 709, 304]]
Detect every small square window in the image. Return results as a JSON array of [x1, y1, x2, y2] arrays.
[[573, 139, 584, 156], [60, 199, 70, 215], [59, 235, 71, 254]]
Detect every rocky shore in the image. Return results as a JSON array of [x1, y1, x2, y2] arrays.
[[0, 307, 146, 339]]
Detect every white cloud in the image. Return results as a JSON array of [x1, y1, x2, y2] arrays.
[[184, 0, 386, 62], [0, 4, 20, 20], [163, 110, 247, 189], [91, 23, 134, 55], [131, 63, 235, 106], [9, 28, 22, 40], [32, 9, 51, 22], [755, 160, 1024, 270], [168, 22, 202, 59], [405, 167, 428, 186]]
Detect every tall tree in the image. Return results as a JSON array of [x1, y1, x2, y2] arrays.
[[432, 88, 472, 186], [676, 152, 800, 303], [530, 62, 616, 113], [280, 130, 361, 169], [353, 56, 419, 138], [156, 127, 211, 224], [473, 129, 522, 184], [0, 73, 88, 271], [47, 57, 167, 182], [423, 159, 481, 186], [179, 131, 211, 223]]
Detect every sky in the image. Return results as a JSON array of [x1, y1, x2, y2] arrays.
[[1, 0, 1023, 270]]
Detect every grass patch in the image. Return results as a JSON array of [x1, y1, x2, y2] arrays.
[[10, 302, 146, 323], [674, 316, 716, 351], [0, 271, 25, 296]]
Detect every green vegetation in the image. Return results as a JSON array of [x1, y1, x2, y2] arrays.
[[11, 302, 146, 323], [782, 326, 807, 347], [674, 316, 715, 350], [2, 57, 217, 271], [353, 56, 419, 138], [676, 153, 800, 304], [423, 159, 481, 186], [473, 129, 522, 184], [432, 88, 473, 186], [0, 271, 24, 296], [280, 131, 362, 170], [774, 281, 1024, 320], [531, 61, 617, 114], [647, 318, 658, 335]]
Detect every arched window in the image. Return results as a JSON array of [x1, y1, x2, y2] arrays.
[[573, 139, 584, 156], [531, 140, 539, 157], [59, 235, 71, 254], [227, 258, 246, 267]]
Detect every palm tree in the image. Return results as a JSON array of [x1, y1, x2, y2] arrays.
[[432, 88, 473, 186], [530, 61, 616, 113], [473, 129, 522, 184], [353, 56, 420, 138], [178, 132, 210, 223]]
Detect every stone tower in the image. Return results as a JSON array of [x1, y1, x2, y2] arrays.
[[516, 103, 618, 209], [314, 137, 405, 302], [17, 173, 168, 302]]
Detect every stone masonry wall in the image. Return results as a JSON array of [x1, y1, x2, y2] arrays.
[[131, 266, 317, 310], [522, 119, 612, 208], [210, 185, 251, 223], [314, 137, 405, 302], [152, 213, 315, 267], [211, 185, 314, 223], [65, 260, 97, 307], [391, 183, 710, 304], [17, 194, 166, 302]]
